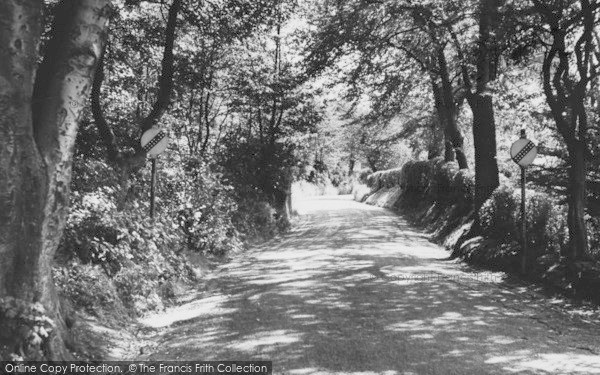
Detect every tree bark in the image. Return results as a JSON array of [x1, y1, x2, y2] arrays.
[[430, 78, 454, 162], [427, 115, 444, 160], [468, 0, 500, 210], [566, 140, 589, 260], [431, 60, 467, 169], [1, 0, 111, 359], [139, 0, 181, 133], [0, 0, 46, 311], [535, 0, 595, 264], [469, 93, 499, 209], [348, 152, 356, 176]]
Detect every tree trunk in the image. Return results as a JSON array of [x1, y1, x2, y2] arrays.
[[1, 0, 111, 360], [427, 113, 444, 159], [435, 51, 468, 169], [469, 0, 500, 209], [535, 0, 594, 266], [566, 140, 589, 261], [430, 77, 455, 162], [469, 93, 499, 209], [348, 152, 356, 176]]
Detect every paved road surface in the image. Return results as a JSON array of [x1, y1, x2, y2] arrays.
[[141, 196, 600, 375]]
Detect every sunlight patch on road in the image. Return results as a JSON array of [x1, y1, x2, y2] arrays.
[[430, 312, 464, 325], [139, 295, 235, 328], [227, 329, 302, 352], [487, 352, 600, 374], [386, 319, 426, 332], [486, 335, 518, 345], [410, 333, 435, 340], [288, 370, 403, 375]]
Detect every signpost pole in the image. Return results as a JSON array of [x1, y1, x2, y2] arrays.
[[519, 129, 527, 275], [150, 158, 157, 219], [140, 126, 169, 219], [510, 128, 536, 275], [521, 164, 527, 274]]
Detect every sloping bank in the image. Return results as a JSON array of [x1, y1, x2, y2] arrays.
[[354, 158, 600, 301]]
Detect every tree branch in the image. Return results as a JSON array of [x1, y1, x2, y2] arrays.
[[140, 0, 182, 132]]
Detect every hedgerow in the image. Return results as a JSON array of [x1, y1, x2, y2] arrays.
[[361, 159, 600, 299], [54, 154, 276, 319]]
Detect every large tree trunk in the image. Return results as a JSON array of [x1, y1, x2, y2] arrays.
[[469, 0, 500, 210], [566, 139, 589, 261], [469, 93, 499, 209], [0, 0, 47, 358], [0, 0, 111, 360]]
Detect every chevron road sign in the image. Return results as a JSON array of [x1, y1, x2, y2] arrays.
[[510, 137, 537, 167], [141, 127, 169, 158]]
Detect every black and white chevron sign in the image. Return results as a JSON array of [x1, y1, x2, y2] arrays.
[[141, 127, 169, 157], [510, 138, 537, 167]]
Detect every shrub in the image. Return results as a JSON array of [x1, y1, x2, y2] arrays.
[[523, 192, 566, 257], [53, 264, 125, 317], [479, 185, 567, 257], [429, 158, 458, 203], [56, 156, 244, 317], [589, 217, 600, 260], [0, 297, 55, 360], [358, 168, 373, 183], [232, 198, 279, 240], [400, 160, 431, 198], [479, 185, 519, 242], [450, 169, 475, 210]]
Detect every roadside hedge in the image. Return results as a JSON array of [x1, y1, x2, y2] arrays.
[[360, 158, 600, 297]]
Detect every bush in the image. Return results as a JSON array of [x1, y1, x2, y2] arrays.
[[0, 297, 55, 360], [358, 168, 373, 183], [232, 198, 279, 240], [53, 264, 125, 317], [525, 192, 566, 257], [56, 156, 245, 318], [171, 160, 242, 256], [363, 158, 596, 295], [428, 158, 458, 203], [449, 170, 475, 208], [217, 135, 295, 225], [479, 185, 519, 242], [478, 185, 566, 258], [400, 160, 431, 198], [589, 217, 600, 260]]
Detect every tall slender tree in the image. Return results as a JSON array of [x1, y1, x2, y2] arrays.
[[533, 0, 600, 264]]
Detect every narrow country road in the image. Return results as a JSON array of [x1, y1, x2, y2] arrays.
[[140, 196, 600, 375]]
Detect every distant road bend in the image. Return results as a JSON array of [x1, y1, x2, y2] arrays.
[[142, 195, 600, 375]]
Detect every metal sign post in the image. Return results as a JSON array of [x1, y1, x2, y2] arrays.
[[520, 163, 526, 274], [510, 129, 537, 275], [140, 127, 170, 219], [150, 158, 157, 219]]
